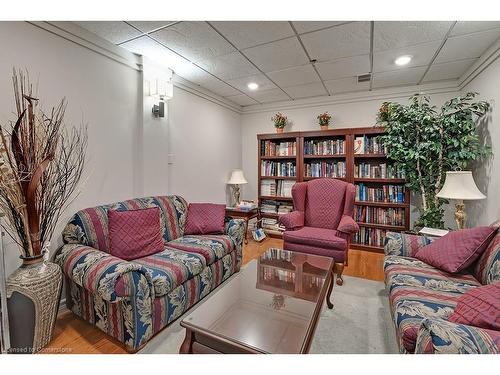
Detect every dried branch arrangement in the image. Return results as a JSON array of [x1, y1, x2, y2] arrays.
[[0, 69, 87, 258]]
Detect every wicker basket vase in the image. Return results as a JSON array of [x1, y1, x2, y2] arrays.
[[7, 255, 62, 353]]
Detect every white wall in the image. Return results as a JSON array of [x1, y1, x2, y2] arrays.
[[240, 89, 459, 228], [460, 57, 500, 226], [168, 86, 242, 204]]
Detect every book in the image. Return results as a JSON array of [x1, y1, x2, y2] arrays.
[[354, 137, 364, 154]]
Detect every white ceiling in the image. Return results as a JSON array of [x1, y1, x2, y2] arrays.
[[76, 21, 500, 106]]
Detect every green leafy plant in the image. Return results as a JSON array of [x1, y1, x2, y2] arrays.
[[377, 92, 490, 229], [317, 112, 331, 126], [271, 112, 287, 129]]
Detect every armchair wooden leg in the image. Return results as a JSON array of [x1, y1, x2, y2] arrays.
[[326, 269, 334, 309], [334, 262, 345, 286]]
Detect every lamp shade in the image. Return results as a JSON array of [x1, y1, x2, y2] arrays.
[[436, 171, 486, 200], [228, 169, 248, 185]]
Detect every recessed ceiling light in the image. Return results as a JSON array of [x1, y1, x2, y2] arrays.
[[247, 82, 259, 90], [395, 55, 412, 66]]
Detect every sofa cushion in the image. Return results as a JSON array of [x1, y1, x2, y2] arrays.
[[108, 207, 164, 261], [384, 255, 482, 295], [415, 226, 496, 273], [283, 226, 347, 251], [132, 248, 206, 297], [448, 282, 500, 331], [474, 226, 500, 285], [390, 286, 461, 353], [166, 235, 234, 265], [184, 203, 226, 235]]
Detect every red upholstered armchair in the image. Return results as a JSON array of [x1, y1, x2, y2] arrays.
[[279, 178, 359, 288]]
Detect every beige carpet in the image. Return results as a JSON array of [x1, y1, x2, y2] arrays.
[[139, 275, 398, 354]]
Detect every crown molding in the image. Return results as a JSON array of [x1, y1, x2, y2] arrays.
[[27, 21, 142, 71], [172, 75, 243, 114], [458, 37, 500, 90], [240, 80, 460, 114]]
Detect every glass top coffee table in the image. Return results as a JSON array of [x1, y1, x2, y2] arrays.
[[179, 248, 334, 354]]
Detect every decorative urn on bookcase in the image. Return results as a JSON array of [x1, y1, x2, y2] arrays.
[[271, 112, 287, 133], [1, 70, 86, 353], [317, 112, 331, 131]]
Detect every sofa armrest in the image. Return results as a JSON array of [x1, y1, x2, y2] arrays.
[[337, 215, 359, 235], [55, 244, 154, 303], [225, 218, 245, 265], [384, 231, 434, 257], [279, 211, 304, 230], [415, 318, 499, 354]]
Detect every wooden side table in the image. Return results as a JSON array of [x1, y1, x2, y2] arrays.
[[225, 207, 260, 244]]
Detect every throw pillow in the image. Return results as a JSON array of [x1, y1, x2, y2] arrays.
[[448, 283, 500, 331], [184, 203, 226, 235], [415, 226, 497, 273], [108, 207, 164, 260]]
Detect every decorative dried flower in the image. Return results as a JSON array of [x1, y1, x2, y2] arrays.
[[271, 112, 287, 129], [317, 112, 331, 126]]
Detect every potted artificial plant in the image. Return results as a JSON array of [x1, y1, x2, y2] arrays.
[[377, 93, 490, 229], [271, 112, 287, 133], [0, 70, 87, 353], [317, 112, 331, 130]]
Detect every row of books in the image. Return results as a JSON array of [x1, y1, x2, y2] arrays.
[[261, 161, 296, 177], [354, 163, 405, 179], [304, 275, 324, 289], [261, 200, 293, 214], [304, 139, 345, 155], [260, 179, 294, 197], [261, 267, 296, 283], [355, 184, 406, 203], [261, 218, 285, 232], [353, 206, 406, 226], [354, 135, 387, 155], [304, 161, 346, 178], [261, 248, 292, 262], [352, 227, 387, 247], [261, 140, 296, 157]]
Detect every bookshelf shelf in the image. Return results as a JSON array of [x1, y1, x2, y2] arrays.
[[257, 128, 410, 247], [303, 176, 346, 181]]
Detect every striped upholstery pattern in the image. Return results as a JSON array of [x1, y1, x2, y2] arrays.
[[473, 226, 500, 285], [62, 195, 188, 252], [384, 231, 434, 257], [57, 195, 245, 352]]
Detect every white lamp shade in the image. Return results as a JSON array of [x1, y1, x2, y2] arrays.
[[436, 171, 486, 200], [228, 169, 248, 185]]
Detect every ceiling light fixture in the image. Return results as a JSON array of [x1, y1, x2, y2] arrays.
[[395, 55, 412, 66], [247, 82, 259, 90]]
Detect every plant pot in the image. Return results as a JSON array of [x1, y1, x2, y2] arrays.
[[320, 125, 329, 130], [6, 254, 62, 353], [276, 128, 284, 134]]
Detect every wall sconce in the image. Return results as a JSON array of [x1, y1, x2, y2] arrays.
[[145, 78, 174, 118]]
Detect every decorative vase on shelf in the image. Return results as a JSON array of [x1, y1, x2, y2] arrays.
[[7, 253, 62, 353], [271, 112, 287, 134], [276, 127, 284, 134], [320, 125, 329, 131], [317, 112, 332, 131]]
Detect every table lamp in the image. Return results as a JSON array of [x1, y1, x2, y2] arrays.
[[436, 171, 486, 229], [227, 169, 248, 207]]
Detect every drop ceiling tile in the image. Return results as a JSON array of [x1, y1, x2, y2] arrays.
[[373, 41, 441, 73], [243, 37, 309, 72], [250, 88, 289, 103], [423, 58, 478, 82], [300, 21, 371, 61], [292, 21, 349, 34], [373, 21, 453, 51], [120, 36, 190, 72], [225, 74, 276, 93], [76, 21, 142, 44], [435, 28, 500, 63], [315, 55, 370, 80], [324, 77, 369, 94], [196, 52, 259, 80], [210, 21, 294, 49], [192, 73, 242, 97], [267, 65, 319, 88], [451, 21, 500, 36], [284, 82, 328, 99], [372, 66, 427, 89], [225, 94, 259, 106], [127, 21, 176, 33], [151, 21, 236, 62]]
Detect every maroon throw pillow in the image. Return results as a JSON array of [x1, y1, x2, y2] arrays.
[[415, 226, 496, 273], [184, 203, 226, 235], [108, 207, 164, 260], [448, 283, 500, 330]]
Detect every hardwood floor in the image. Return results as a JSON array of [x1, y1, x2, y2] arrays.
[[41, 238, 384, 354]]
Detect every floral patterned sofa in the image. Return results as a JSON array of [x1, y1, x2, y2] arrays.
[[55, 195, 244, 352], [384, 223, 500, 354]]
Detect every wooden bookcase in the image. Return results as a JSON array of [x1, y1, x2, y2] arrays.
[[257, 127, 410, 253]]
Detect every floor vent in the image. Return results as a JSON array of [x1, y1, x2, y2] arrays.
[[357, 73, 371, 83]]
